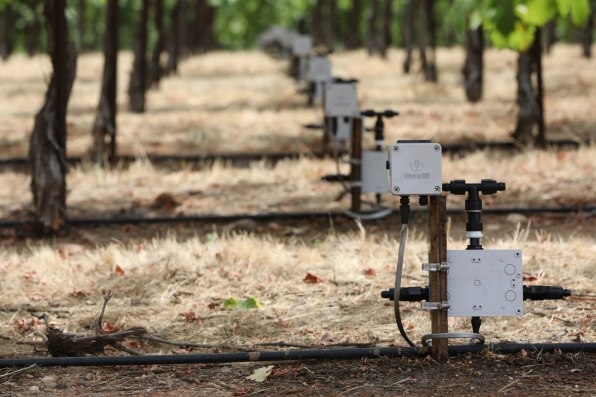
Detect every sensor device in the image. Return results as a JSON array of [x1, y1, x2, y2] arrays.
[[388, 141, 443, 196], [446, 249, 524, 317]]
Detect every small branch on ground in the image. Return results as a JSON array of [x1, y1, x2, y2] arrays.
[[135, 334, 252, 352], [35, 292, 147, 357], [0, 364, 37, 383]]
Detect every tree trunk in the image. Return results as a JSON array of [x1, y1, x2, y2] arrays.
[[512, 29, 545, 147], [345, 0, 362, 49], [149, 0, 165, 87], [29, 0, 77, 234], [379, 0, 392, 58], [128, 0, 149, 113], [418, 0, 437, 82], [165, 0, 183, 74], [312, 0, 323, 48], [184, 0, 197, 53], [402, 0, 413, 73], [312, 0, 336, 51], [0, 3, 13, 60], [195, 0, 216, 52], [462, 24, 484, 102], [91, 0, 118, 166], [327, 0, 337, 51], [580, 12, 594, 58], [366, 0, 380, 55]]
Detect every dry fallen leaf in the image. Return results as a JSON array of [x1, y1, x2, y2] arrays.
[[101, 322, 120, 333], [363, 268, 377, 277], [246, 365, 274, 382], [303, 272, 323, 284]]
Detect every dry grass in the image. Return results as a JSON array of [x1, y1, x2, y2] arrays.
[[0, 45, 594, 158], [0, 46, 594, 354], [0, 226, 593, 350], [1, 144, 594, 220]]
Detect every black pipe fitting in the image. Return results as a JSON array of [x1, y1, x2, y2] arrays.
[[381, 285, 571, 302]]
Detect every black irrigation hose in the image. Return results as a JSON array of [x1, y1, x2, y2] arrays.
[[0, 206, 593, 229], [1, 343, 594, 368], [0, 139, 586, 169], [0, 207, 592, 229], [0, 151, 319, 169]]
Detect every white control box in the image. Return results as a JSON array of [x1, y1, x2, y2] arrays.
[[362, 151, 390, 194], [324, 83, 359, 118], [388, 141, 442, 196], [446, 249, 524, 317], [307, 56, 331, 82], [292, 35, 312, 56]]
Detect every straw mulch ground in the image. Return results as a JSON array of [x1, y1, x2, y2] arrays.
[[0, 45, 595, 396]]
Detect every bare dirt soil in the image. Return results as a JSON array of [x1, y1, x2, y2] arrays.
[[0, 45, 595, 396]]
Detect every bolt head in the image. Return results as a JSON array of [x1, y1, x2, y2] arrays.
[[393, 145, 399, 152], [434, 186, 440, 192], [434, 145, 440, 152], [393, 186, 400, 193]]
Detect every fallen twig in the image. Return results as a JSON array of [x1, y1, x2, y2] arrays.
[[0, 364, 37, 382]]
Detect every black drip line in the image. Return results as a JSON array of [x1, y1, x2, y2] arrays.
[[0, 343, 594, 368]]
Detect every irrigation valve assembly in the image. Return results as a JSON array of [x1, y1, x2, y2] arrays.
[[382, 142, 571, 348]]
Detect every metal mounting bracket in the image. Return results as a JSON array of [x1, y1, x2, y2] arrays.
[[422, 262, 450, 272], [421, 301, 450, 311]]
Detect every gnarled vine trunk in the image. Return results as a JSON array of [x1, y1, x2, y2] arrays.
[[580, 12, 594, 58], [345, 0, 362, 49], [149, 0, 165, 87], [462, 25, 484, 102], [166, 0, 183, 74], [0, 3, 13, 60], [91, 0, 118, 166], [128, 0, 149, 113], [29, 0, 77, 234], [512, 28, 545, 147]]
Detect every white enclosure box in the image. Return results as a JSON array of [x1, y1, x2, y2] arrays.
[[324, 83, 359, 118], [306, 57, 331, 82], [446, 249, 524, 317], [388, 142, 443, 196], [362, 151, 390, 194], [292, 35, 312, 56]]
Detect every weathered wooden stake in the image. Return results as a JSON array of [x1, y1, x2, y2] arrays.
[[429, 195, 448, 362], [350, 117, 363, 214]]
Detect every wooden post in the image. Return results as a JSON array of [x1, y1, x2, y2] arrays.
[[429, 195, 448, 362], [350, 117, 362, 214]]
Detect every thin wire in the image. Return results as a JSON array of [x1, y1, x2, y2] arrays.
[[393, 223, 416, 346]]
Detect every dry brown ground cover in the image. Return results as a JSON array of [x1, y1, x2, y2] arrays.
[[0, 45, 595, 396]]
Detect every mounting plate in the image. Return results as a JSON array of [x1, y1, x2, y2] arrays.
[[307, 56, 331, 82], [446, 249, 524, 317], [292, 35, 312, 56], [362, 151, 390, 194], [324, 83, 359, 118], [388, 141, 443, 196]]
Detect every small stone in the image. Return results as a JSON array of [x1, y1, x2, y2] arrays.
[[41, 375, 56, 384], [28, 386, 40, 393]]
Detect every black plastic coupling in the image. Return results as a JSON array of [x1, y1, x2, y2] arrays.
[[303, 123, 324, 130], [399, 196, 410, 224], [442, 179, 506, 196], [523, 285, 571, 300], [381, 287, 429, 302], [321, 174, 350, 182], [333, 77, 359, 84]]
